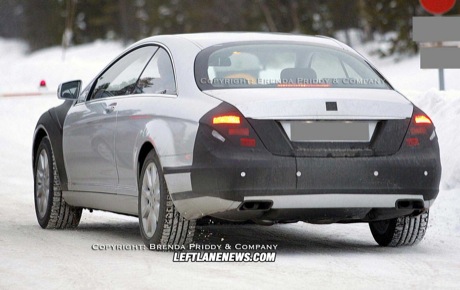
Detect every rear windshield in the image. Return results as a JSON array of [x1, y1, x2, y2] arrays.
[[194, 42, 390, 90]]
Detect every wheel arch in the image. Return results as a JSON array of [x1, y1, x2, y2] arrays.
[[137, 141, 155, 180], [135, 137, 180, 204], [33, 112, 67, 189], [32, 125, 49, 171], [32, 100, 73, 191], [134, 117, 185, 185]]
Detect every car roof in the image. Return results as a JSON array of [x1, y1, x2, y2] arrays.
[[136, 32, 349, 51]]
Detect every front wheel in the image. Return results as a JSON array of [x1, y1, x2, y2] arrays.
[[138, 150, 195, 250], [34, 136, 82, 229], [369, 211, 429, 247]]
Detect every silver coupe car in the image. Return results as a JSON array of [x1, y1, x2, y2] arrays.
[[32, 32, 441, 248]]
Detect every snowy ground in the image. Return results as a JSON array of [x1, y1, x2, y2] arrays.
[[1, 38, 460, 289]]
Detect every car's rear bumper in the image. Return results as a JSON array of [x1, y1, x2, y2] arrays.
[[166, 130, 441, 222]]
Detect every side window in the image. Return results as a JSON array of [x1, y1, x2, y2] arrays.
[[135, 48, 176, 95], [310, 52, 347, 79], [90, 46, 157, 100]]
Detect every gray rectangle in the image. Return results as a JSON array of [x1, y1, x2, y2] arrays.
[[291, 121, 370, 142], [413, 16, 460, 42], [421, 47, 460, 68]]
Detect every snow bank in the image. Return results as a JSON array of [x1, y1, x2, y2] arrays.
[[407, 90, 460, 189], [0, 38, 124, 94]]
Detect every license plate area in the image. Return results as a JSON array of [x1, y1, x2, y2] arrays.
[[281, 121, 378, 142]]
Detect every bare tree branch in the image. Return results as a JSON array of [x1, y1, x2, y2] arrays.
[[258, 0, 277, 32]]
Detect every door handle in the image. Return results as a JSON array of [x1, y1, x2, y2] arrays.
[[105, 102, 117, 113]]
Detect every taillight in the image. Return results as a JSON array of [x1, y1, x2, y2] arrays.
[[202, 104, 261, 149], [414, 115, 432, 124], [213, 115, 241, 125], [229, 128, 249, 136], [212, 115, 256, 147], [240, 138, 256, 147], [406, 138, 420, 147], [405, 108, 435, 147]]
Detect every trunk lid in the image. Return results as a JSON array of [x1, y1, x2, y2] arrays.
[[204, 88, 413, 157], [203, 88, 413, 120]]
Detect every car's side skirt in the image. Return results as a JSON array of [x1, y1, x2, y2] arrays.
[[62, 191, 138, 216]]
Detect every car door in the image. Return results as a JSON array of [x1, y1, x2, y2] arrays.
[[115, 47, 177, 195], [63, 46, 157, 193]]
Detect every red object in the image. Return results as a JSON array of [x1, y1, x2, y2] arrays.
[[406, 138, 420, 147], [240, 138, 256, 147], [228, 128, 250, 136], [420, 0, 456, 15], [39, 80, 47, 87], [277, 83, 331, 88], [410, 127, 428, 135]]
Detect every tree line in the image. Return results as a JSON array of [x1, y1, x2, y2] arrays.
[[0, 0, 459, 55]]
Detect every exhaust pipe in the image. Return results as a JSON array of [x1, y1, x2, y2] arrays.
[[239, 201, 273, 211], [396, 199, 425, 210]]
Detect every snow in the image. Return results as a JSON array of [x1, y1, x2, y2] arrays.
[[408, 90, 460, 190], [0, 38, 123, 94], [0, 38, 459, 289]]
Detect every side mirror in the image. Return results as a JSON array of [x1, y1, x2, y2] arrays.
[[57, 80, 82, 100]]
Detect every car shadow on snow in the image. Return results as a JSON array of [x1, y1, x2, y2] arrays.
[[75, 219, 142, 244], [194, 223, 389, 255], [65, 215, 424, 254]]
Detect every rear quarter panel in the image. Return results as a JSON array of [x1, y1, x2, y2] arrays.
[[115, 93, 220, 196]]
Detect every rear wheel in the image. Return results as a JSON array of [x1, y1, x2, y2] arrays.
[[138, 150, 195, 250], [369, 211, 429, 247], [34, 137, 82, 229]]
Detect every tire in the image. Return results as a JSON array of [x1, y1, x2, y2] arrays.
[[34, 136, 82, 229], [369, 211, 429, 247], [138, 150, 195, 250]]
